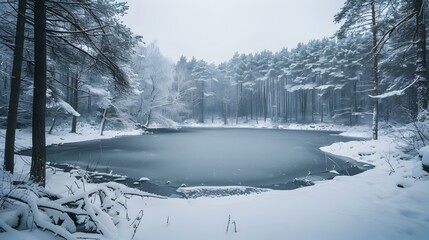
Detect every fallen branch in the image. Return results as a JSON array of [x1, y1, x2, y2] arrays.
[[1, 181, 165, 239]]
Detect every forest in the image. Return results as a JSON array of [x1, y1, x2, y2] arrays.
[[0, 0, 429, 239], [1, 0, 428, 184]]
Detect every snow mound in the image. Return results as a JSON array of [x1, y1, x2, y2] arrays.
[[176, 186, 268, 198], [418, 146, 429, 166], [138, 177, 150, 182]]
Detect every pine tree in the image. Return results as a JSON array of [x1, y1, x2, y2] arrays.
[[30, 0, 47, 186], [415, 0, 428, 119], [335, 0, 383, 139], [3, 0, 27, 174]]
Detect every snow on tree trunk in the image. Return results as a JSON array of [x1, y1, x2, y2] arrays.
[[145, 108, 153, 128], [371, 1, 379, 140], [144, 76, 156, 127], [100, 107, 108, 136], [415, 0, 429, 120], [71, 72, 78, 133], [48, 108, 60, 134]]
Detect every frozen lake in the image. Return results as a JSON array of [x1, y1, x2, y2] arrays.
[[29, 128, 371, 196]]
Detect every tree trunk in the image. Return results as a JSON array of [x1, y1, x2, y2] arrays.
[[223, 102, 228, 125], [145, 108, 152, 127], [415, 0, 428, 119], [255, 87, 259, 124], [100, 107, 108, 136], [263, 84, 267, 122], [301, 90, 307, 122], [48, 108, 60, 134], [145, 76, 156, 127], [66, 71, 70, 103], [311, 89, 315, 123], [250, 90, 253, 120], [0, 55, 3, 109], [320, 97, 324, 123], [71, 73, 78, 133], [87, 91, 92, 112], [354, 79, 358, 124], [31, 0, 47, 186], [201, 80, 205, 123], [292, 90, 299, 122], [4, 0, 27, 173], [235, 83, 239, 124], [3, 61, 8, 91], [371, 1, 379, 140]]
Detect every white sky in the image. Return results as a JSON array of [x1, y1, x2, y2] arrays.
[[122, 0, 345, 64]]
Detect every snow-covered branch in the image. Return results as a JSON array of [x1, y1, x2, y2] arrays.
[[369, 77, 418, 99], [1, 180, 164, 239]]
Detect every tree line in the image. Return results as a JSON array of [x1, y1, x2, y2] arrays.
[[173, 0, 428, 139]]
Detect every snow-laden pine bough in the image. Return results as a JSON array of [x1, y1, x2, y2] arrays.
[[0, 180, 166, 239]]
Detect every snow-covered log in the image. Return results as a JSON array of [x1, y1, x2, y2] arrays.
[[1, 181, 164, 239], [418, 146, 429, 172]]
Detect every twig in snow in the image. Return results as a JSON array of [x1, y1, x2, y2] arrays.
[[65, 184, 75, 195], [232, 221, 237, 233], [73, 180, 81, 190], [124, 197, 130, 221], [382, 151, 396, 175], [326, 154, 350, 176], [226, 215, 238, 233], [226, 214, 231, 232], [130, 210, 144, 239]]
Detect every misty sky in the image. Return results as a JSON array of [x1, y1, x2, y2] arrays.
[[122, 0, 345, 64]]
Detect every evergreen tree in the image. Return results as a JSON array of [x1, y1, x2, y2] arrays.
[[4, 0, 27, 174], [30, 0, 47, 186]]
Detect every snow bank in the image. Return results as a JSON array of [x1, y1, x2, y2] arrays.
[[46, 123, 144, 146]]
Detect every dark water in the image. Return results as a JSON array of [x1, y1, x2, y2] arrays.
[[21, 128, 372, 197]]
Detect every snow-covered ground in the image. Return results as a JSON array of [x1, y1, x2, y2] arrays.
[[1, 122, 428, 239], [11, 123, 145, 151]]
